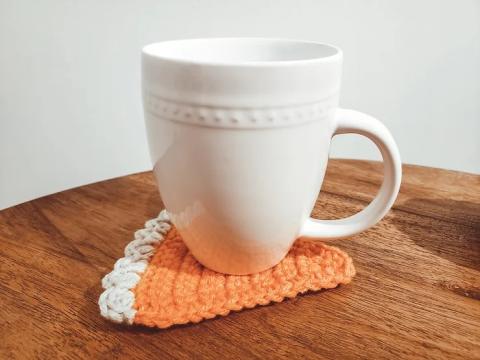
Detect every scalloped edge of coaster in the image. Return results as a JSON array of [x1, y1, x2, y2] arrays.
[[98, 210, 172, 324]]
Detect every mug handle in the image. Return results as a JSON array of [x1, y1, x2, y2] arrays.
[[299, 108, 402, 239]]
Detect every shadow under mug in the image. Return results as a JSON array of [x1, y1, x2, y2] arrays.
[[142, 38, 401, 275]]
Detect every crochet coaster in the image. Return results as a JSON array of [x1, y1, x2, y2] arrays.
[[98, 210, 356, 328]]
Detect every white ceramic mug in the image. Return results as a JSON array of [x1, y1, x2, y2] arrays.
[[142, 38, 401, 275]]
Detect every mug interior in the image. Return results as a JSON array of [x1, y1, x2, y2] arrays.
[[142, 38, 340, 65]]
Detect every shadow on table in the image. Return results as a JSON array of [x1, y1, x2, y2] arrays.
[[392, 197, 480, 271]]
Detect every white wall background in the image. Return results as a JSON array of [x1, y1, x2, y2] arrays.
[[1, 0, 479, 210]]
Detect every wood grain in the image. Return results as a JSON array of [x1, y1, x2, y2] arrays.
[[0, 159, 479, 359]]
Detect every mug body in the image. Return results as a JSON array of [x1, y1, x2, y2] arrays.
[[142, 38, 342, 274]]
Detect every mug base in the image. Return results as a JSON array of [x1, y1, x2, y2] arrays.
[[193, 250, 288, 275]]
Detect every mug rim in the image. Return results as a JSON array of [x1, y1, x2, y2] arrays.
[[142, 38, 342, 67]]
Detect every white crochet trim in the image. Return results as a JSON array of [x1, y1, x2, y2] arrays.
[[98, 210, 171, 324]]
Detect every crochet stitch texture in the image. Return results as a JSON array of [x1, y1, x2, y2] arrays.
[[99, 210, 356, 328]]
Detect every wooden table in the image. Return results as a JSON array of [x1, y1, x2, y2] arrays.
[[1, 160, 479, 359]]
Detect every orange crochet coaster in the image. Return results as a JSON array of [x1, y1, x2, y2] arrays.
[[99, 210, 355, 328]]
